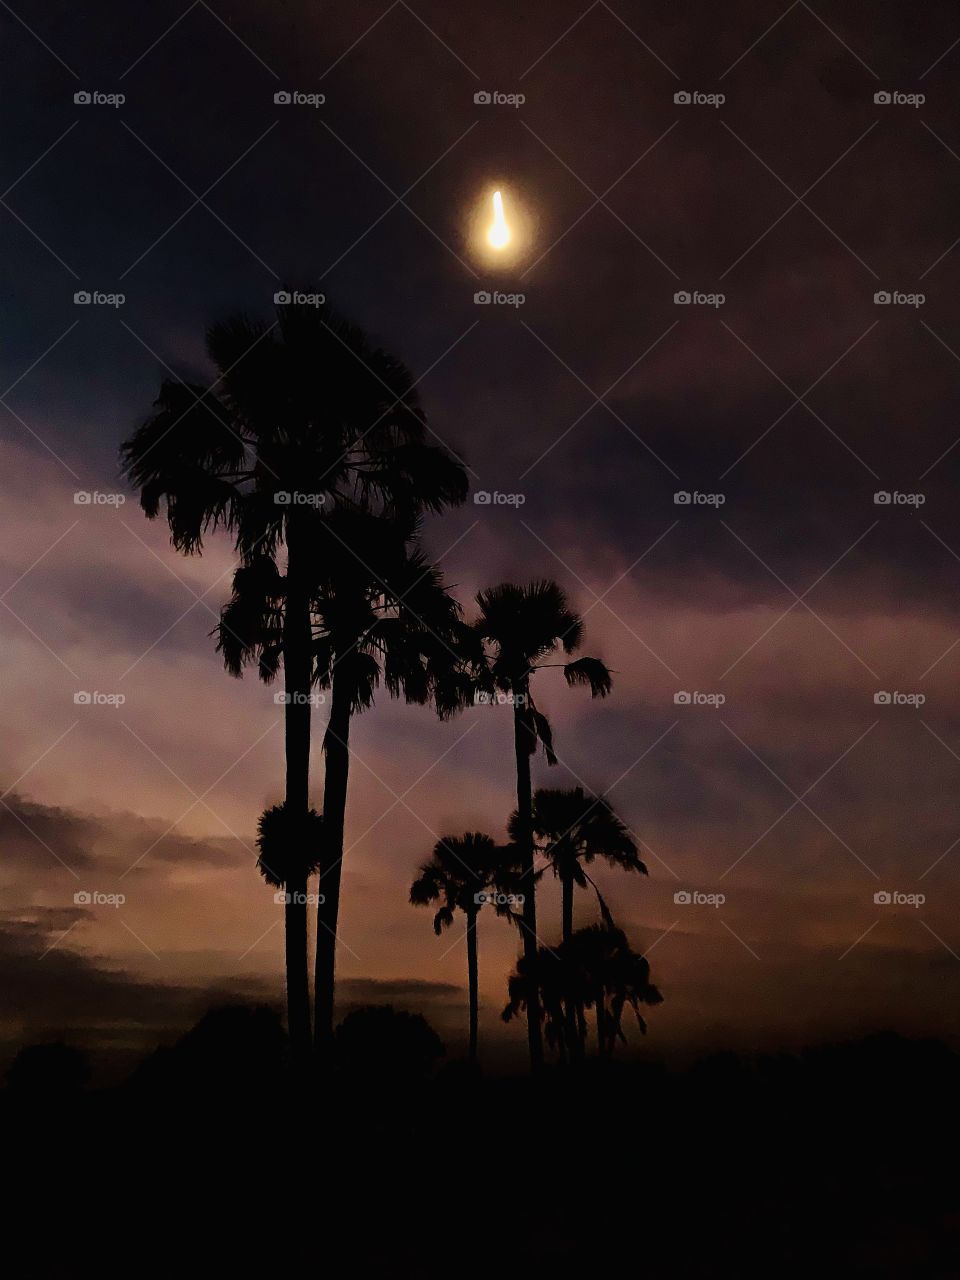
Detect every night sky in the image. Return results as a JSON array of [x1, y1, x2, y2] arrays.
[[4, 0, 960, 1071]]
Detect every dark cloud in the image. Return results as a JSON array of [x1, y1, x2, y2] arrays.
[[0, 908, 272, 1071]]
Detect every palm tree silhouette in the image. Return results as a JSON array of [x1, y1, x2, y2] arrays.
[[304, 511, 468, 1052], [471, 581, 611, 1071], [513, 787, 645, 943], [217, 505, 468, 1055], [409, 832, 506, 1063], [122, 299, 467, 1057], [503, 924, 661, 1061]]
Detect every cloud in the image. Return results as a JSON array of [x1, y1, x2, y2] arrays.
[[0, 908, 273, 1071]]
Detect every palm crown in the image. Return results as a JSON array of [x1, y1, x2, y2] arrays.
[[409, 833, 501, 932], [514, 787, 643, 880], [472, 580, 611, 760], [215, 509, 466, 714], [121, 299, 468, 559], [510, 787, 646, 940]]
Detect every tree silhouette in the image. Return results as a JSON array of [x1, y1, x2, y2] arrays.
[[122, 299, 467, 1058], [471, 581, 611, 1071], [6, 1042, 90, 1093], [220, 507, 469, 1053], [409, 832, 510, 1063], [334, 1005, 444, 1079], [503, 925, 661, 1061], [512, 787, 645, 943]]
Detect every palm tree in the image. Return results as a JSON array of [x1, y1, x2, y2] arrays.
[[513, 787, 645, 943], [409, 832, 505, 1063], [121, 299, 467, 1058], [305, 512, 470, 1053], [503, 924, 662, 1061], [216, 505, 469, 1056], [472, 581, 612, 1071]]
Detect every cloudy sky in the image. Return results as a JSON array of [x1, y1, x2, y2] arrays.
[[4, 0, 960, 1073]]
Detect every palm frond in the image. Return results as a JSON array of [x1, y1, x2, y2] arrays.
[[563, 656, 612, 698]]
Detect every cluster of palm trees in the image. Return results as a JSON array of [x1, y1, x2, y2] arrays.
[[411, 789, 662, 1067], [122, 298, 660, 1072]]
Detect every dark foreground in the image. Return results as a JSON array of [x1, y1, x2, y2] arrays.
[[3, 1014, 958, 1277]]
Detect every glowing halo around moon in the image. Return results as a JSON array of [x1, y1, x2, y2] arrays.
[[468, 183, 534, 270]]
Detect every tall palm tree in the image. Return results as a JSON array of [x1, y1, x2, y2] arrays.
[[409, 832, 504, 1063], [513, 787, 645, 943], [472, 581, 612, 1071], [305, 513, 469, 1053], [217, 506, 469, 1055], [121, 299, 467, 1058]]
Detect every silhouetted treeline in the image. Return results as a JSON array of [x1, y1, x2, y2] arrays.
[[4, 1011, 959, 1277]]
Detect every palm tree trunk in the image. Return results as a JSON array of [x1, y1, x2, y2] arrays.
[[466, 908, 479, 1064], [513, 688, 543, 1072], [561, 868, 574, 943], [314, 666, 352, 1055], [282, 522, 312, 1061], [594, 985, 605, 1058]]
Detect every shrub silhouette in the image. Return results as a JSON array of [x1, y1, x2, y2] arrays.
[[334, 1005, 444, 1078], [7, 1042, 90, 1093], [132, 1005, 287, 1095]]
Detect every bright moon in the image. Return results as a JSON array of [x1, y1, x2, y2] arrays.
[[487, 190, 510, 250], [469, 183, 532, 268]]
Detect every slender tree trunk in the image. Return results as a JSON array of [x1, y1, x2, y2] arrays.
[[513, 685, 543, 1072], [594, 985, 605, 1058], [282, 521, 312, 1062], [561, 868, 574, 944], [314, 666, 352, 1055], [466, 908, 479, 1064], [576, 1001, 588, 1058]]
